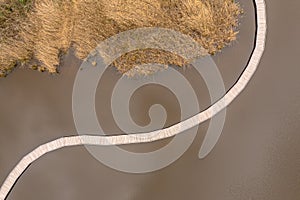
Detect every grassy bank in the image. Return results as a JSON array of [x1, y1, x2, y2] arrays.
[[0, 0, 242, 77]]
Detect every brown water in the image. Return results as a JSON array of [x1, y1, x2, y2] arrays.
[[0, 0, 300, 199]]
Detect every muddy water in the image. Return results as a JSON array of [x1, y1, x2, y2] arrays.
[[1, 0, 300, 199]]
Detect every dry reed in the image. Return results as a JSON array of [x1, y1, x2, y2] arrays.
[[0, 0, 242, 77]]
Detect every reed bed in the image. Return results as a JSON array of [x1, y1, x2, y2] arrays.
[[0, 0, 242, 77]]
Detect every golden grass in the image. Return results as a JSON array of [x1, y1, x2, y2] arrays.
[[27, 0, 74, 73], [114, 49, 188, 75], [0, 0, 242, 77], [0, 0, 33, 77]]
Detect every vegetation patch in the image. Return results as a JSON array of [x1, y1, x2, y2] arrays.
[[0, 0, 242, 77]]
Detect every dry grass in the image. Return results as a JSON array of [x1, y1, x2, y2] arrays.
[[114, 49, 188, 75], [0, 0, 242, 77], [0, 0, 33, 77], [27, 0, 74, 73]]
